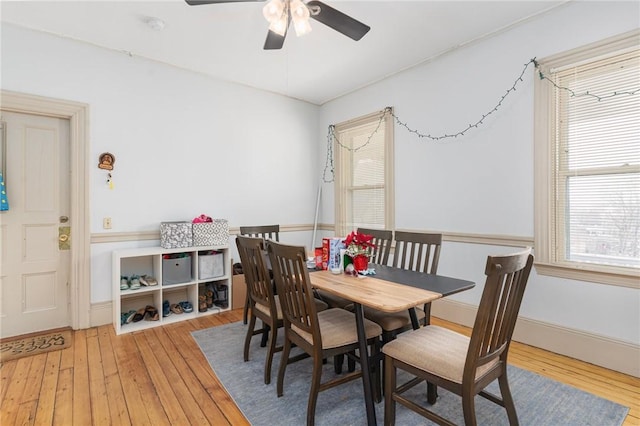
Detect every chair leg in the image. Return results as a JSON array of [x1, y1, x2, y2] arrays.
[[384, 355, 396, 426], [243, 291, 250, 324], [277, 337, 292, 397], [334, 354, 344, 374], [260, 322, 270, 347], [462, 389, 478, 426], [264, 325, 277, 385], [244, 314, 257, 362], [347, 352, 356, 372], [498, 373, 519, 425], [306, 354, 324, 426]]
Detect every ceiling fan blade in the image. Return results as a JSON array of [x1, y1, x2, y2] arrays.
[[264, 30, 286, 50], [306, 0, 370, 41], [263, 14, 290, 50], [185, 0, 264, 5]]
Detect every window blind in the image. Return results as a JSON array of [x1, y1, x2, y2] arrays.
[[552, 48, 640, 269], [334, 108, 391, 237]]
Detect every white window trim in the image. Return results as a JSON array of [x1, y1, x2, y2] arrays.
[[334, 109, 395, 236], [534, 30, 640, 289]]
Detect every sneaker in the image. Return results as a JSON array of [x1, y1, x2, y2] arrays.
[[162, 300, 171, 317]]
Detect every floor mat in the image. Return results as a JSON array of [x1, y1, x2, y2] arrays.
[[1, 328, 72, 362]]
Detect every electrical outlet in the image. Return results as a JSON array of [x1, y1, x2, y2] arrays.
[[103, 217, 112, 229]]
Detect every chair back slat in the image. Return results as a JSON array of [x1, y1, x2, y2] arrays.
[[235, 236, 275, 316], [393, 231, 442, 273], [268, 241, 321, 344], [465, 250, 533, 377], [240, 224, 280, 242], [357, 227, 393, 266]]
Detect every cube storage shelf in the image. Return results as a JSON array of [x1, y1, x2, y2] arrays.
[[112, 245, 231, 335]]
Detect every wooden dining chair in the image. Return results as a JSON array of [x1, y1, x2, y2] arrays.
[[359, 227, 393, 265], [267, 241, 382, 426], [239, 225, 280, 324], [383, 249, 534, 426], [360, 231, 443, 347], [236, 235, 283, 384]]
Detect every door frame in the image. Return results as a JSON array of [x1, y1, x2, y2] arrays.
[[1, 90, 91, 330]]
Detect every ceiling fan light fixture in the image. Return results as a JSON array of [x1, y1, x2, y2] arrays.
[[269, 14, 289, 36], [290, 0, 312, 36], [262, 0, 285, 24]]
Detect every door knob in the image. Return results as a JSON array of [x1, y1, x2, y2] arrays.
[[58, 226, 71, 250]]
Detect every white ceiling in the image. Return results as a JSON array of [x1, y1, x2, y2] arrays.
[[1, 0, 568, 105]]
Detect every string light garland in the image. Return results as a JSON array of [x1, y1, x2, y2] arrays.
[[322, 57, 639, 183]]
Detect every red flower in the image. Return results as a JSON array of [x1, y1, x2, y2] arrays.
[[343, 230, 376, 256]]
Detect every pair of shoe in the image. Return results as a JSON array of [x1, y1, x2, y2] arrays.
[[179, 301, 193, 313], [131, 305, 159, 322], [120, 275, 141, 291]]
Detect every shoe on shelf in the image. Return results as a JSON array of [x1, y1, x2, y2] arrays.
[[140, 275, 158, 286], [129, 275, 141, 290], [125, 309, 137, 323], [120, 276, 129, 290], [213, 284, 229, 309], [132, 307, 146, 322], [206, 290, 214, 308], [170, 303, 184, 314], [198, 295, 208, 313], [145, 305, 159, 321], [180, 301, 194, 313], [163, 300, 171, 317]]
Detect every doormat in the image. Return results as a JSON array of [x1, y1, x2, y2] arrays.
[[0, 328, 72, 363]]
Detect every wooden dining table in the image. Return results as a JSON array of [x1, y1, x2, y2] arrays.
[[309, 264, 475, 426]]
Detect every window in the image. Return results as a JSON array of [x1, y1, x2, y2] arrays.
[[534, 30, 640, 288], [334, 109, 394, 236]]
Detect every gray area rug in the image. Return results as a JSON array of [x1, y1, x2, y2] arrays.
[[192, 321, 629, 426]]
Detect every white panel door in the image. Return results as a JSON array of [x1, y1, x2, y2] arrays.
[[0, 111, 71, 338]]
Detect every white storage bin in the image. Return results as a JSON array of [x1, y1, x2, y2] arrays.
[[199, 251, 224, 279]]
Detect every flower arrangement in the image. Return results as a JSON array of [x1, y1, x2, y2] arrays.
[[343, 230, 376, 258]]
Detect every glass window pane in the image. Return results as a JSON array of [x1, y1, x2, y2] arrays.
[[565, 173, 640, 268]]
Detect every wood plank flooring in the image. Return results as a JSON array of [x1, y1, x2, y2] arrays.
[[1, 309, 638, 425]]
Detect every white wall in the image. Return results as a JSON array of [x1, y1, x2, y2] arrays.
[[319, 1, 640, 346], [1, 24, 320, 304]]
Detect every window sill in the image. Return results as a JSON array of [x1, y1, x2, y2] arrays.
[[534, 262, 640, 289]]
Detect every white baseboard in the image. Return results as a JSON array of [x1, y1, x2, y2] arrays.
[[91, 301, 113, 328], [431, 298, 640, 378]]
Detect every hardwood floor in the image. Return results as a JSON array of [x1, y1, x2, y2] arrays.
[[1, 309, 638, 425]]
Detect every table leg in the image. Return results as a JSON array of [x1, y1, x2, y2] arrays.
[[354, 303, 377, 426], [408, 307, 420, 329]]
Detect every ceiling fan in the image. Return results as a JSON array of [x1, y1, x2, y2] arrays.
[[185, 0, 371, 50]]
